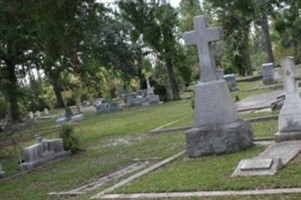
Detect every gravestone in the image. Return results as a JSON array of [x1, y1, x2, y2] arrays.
[[65, 107, 73, 121], [96, 104, 106, 113], [130, 97, 143, 107], [0, 162, 5, 178], [262, 63, 274, 85], [183, 15, 253, 157], [29, 111, 34, 120], [110, 102, 121, 112], [124, 94, 136, 106], [145, 75, 160, 105], [223, 74, 239, 92], [20, 138, 70, 171], [276, 57, 301, 141], [146, 76, 154, 96], [44, 108, 49, 115], [35, 111, 41, 118]]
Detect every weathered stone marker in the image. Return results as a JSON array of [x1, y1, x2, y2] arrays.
[[184, 16, 222, 82], [184, 16, 253, 157], [276, 57, 301, 141]]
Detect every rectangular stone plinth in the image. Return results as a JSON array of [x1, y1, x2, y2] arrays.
[[185, 120, 253, 157]]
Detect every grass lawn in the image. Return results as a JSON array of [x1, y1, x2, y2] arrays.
[[117, 146, 301, 193], [0, 79, 294, 200]]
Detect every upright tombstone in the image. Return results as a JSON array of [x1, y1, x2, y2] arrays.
[[65, 107, 73, 121], [44, 108, 49, 116], [28, 111, 34, 120], [0, 162, 5, 178], [145, 76, 160, 105], [276, 57, 301, 141], [262, 62, 274, 85], [223, 74, 239, 92], [184, 16, 253, 157], [35, 111, 41, 118]]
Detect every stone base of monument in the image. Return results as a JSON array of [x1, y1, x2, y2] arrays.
[[185, 119, 253, 157]]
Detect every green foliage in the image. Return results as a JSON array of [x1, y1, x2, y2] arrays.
[[20, 80, 55, 112], [59, 125, 81, 153]]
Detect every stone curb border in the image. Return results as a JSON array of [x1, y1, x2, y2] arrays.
[[90, 150, 186, 199], [99, 188, 301, 199]]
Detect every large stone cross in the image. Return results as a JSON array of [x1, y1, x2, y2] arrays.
[[184, 16, 223, 82], [281, 57, 298, 97]]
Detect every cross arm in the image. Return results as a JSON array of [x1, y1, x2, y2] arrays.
[[183, 31, 196, 46]]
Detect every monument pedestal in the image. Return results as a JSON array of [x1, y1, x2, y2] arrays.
[[186, 80, 253, 157], [186, 119, 253, 157]]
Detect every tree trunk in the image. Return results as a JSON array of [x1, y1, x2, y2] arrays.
[[6, 62, 20, 122], [49, 77, 65, 108], [261, 13, 274, 63], [165, 56, 180, 100]]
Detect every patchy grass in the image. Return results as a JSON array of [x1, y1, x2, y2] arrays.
[[0, 79, 291, 200], [252, 120, 278, 138], [117, 146, 301, 193]]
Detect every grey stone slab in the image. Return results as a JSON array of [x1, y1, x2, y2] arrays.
[[257, 140, 301, 164], [240, 158, 273, 170], [262, 62, 274, 85], [236, 90, 284, 112], [223, 74, 239, 92], [232, 157, 283, 176]]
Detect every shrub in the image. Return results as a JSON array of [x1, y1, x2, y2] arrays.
[[59, 125, 81, 153]]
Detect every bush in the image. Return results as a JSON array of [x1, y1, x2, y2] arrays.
[[59, 125, 81, 153]]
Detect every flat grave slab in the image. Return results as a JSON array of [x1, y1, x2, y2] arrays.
[[240, 158, 273, 171], [236, 90, 283, 112], [233, 140, 301, 176]]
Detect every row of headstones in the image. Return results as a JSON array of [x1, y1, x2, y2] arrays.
[[28, 108, 50, 120], [262, 62, 301, 85], [124, 93, 160, 107]]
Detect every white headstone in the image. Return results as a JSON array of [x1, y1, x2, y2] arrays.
[[29, 111, 34, 119], [44, 108, 49, 115], [277, 57, 301, 140], [35, 111, 41, 118]]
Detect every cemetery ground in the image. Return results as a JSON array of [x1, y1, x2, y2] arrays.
[[0, 80, 300, 200]]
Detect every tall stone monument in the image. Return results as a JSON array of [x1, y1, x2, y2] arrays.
[[184, 16, 253, 157], [276, 57, 301, 141]]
